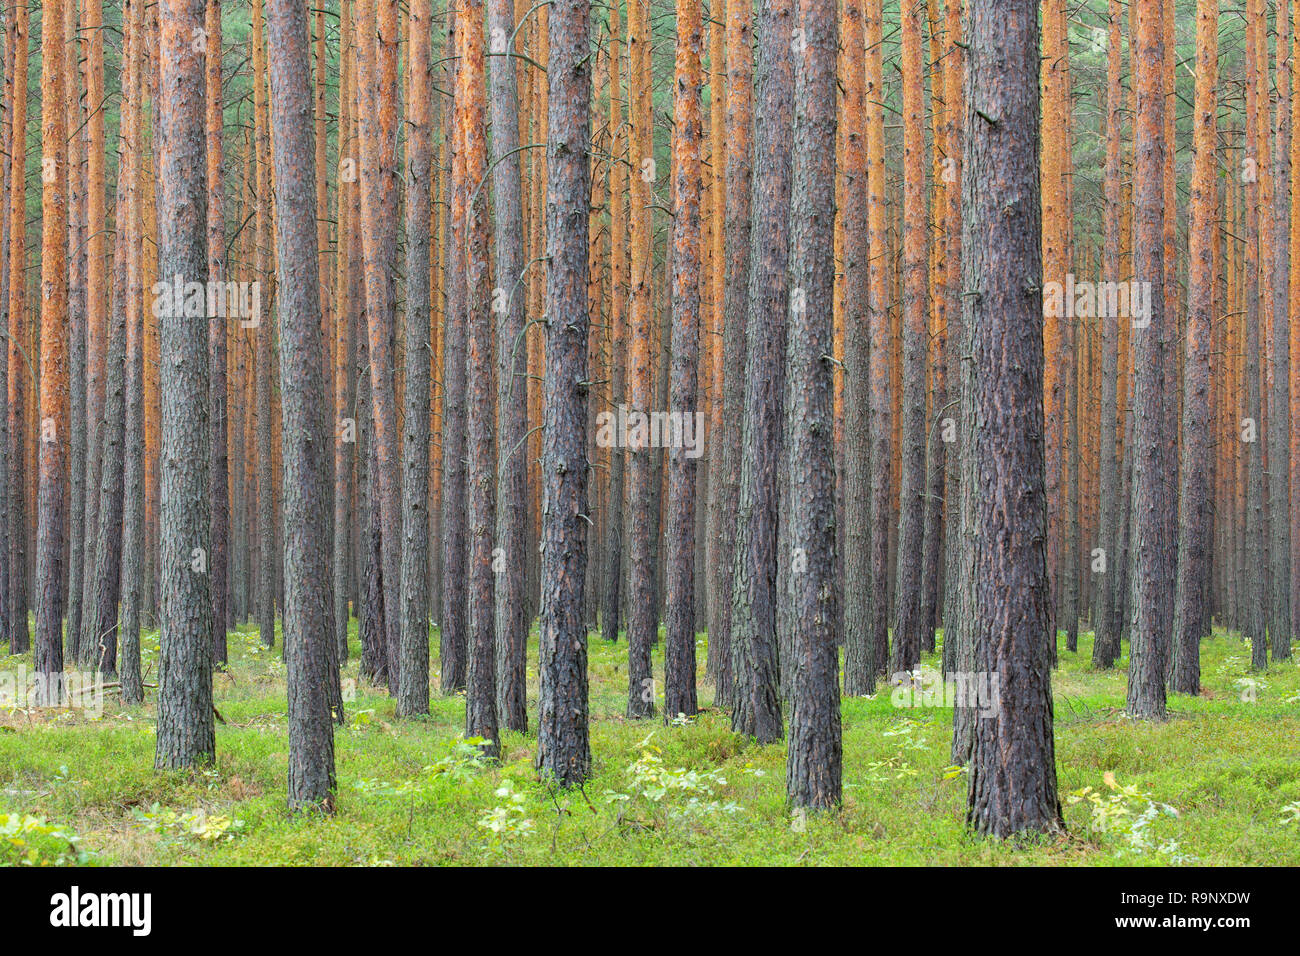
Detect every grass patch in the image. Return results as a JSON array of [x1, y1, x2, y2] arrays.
[[1, 621, 1297, 865]]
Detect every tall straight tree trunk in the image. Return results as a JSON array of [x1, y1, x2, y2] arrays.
[[207, 0, 230, 666], [1171, 0, 1217, 695], [397, 0, 434, 718], [624, 0, 656, 719], [441, 5, 470, 694], [891, 0, 927, 673], [267, 0, 339, 808], [34, 0, 71, 704], [64, 0, 87, 666], [962, 0, 1063, 839], [254, 0, 276, 649], [333, 0, 356, 665], [1093, 0, 1123, 670], [1270, 0, 1293, 664], [729, 0, 793, 744], [601, 0, 626, 656], [0, 1, 11, 655], [536, 0, 592, 785], [358, 0, 403, 691], [87, 170, 129, 697], [712, 0, 754, 709], [6, 0, 29, 656], [79, 0, 108, 667], [664, 0, 703, 721], [841, 0, 871, 697], [864, 0, 890, 685], [491, 0, 529, 733], [784, 0, 840, 810], [155, 0, 215, 770], [117, 0, 146, 691], [1291, 0, 1300, 652], [461, 0, 500, 756], [1126, 0, 1168, 718]]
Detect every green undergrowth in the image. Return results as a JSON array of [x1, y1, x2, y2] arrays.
[[1, 618, 1297, 865]]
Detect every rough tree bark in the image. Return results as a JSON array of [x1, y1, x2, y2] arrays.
[[536, 0, 593, 786], [962, 0, 1063, 838]]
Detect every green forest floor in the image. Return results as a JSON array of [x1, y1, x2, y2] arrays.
[[1, 619, 1297, 865]]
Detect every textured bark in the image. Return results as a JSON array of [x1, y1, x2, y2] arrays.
[[1126, 0, 1168, 718], [254, 0, 276, 649], [841, 0, 870, 697], [962, 0, 1063, 838], [1093, 0, 1122, 671], [333, 0, 356, 665], [664, 0, 703, 722], [784, 0, 840, 809], [601, 0, 626, 655], [624, 0, 656, 719], [1291, 0, 1300, 654], [729, 0, 792, 744], [155, 0, 216, 770], [712, 0, 754, 711], [65, 0, 87, 667], [87, 176, 129, 697], [1171, 0, 1217, 695], [397, 0, 434, 718], [491, 0, 529, 732], [536, 0, 592, 786], [1269, 1, 1293, 664], [0, 2, 11, 655], [864, 0, 890, 685], [6, 0, 29, 655], [891, 0, 926, 673], [34, 0, 71, 704], [441, 5, 469, 695], [117, 0, 146, 690], [938, 0, 964, 677], [461, 0, 500, 756], [79, 0, 108, 666], [357, 0, 402, 691], [207, 0, 230, 665], [267, 0, 339, 807]]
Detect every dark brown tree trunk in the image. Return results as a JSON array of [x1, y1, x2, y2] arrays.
[[784, 0, 840, 809], [711, 0, 754, 710], [116, 0, 146, 691], [1126, 0, 1168, 718], [155, 0, 216, 770], [1093, 0, 1123, 671], [962, 0, 1063, 838], [461, 0, 500, 756], [267, 0, 339, 808], [729, 0, 792, 744], [34, 0, 71, 705], [891, 0, 927, 674], [663, 0, 703, 722], [441, 6, 470, 695], [491, 0, 529, 732], [207, 0, 230, 666], [535, 0, 593, 786], [1171, 0, 1218, 695], [397, 0, 434, 718]]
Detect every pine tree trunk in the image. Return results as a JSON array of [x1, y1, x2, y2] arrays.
[[154, 0, 216, 770], [962, 0, 1063, 838], [536, 0, 593, 785], [784, 0, 840, 809]]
